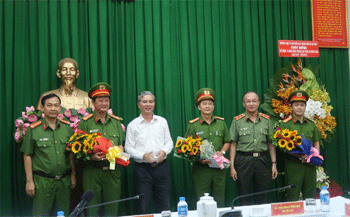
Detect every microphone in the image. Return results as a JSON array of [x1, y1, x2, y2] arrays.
[[69, 190, 95, 217], [83, 194, 144, 210], [219, 185, 296, 217]]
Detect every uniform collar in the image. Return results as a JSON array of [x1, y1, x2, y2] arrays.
[[199, 115, 215, 125], [42, 118, 60, 130], [58, 86, 78, 96], [245, 112, 261, 122], [93, 111, 110, 123], [291, 114, 308, 124], [139, 113, 157, 123]]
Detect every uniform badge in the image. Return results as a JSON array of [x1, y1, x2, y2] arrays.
[[99, 85, 105, 90], [204, 90, 210, 95], [297, 92, 302, 97], [196, 131, 204, 135], [90, 129, 99, 133], [39, 138, 49, 141]]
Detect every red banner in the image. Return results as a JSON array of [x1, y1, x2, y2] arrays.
[[278, 40, 319, 58], [312, 0, 349, 48], [271, 201, 304, 216]]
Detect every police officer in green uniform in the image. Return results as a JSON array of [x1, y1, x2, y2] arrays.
[[186, 88, 231, 207], [78, 82, 125, 216], [230, 91, 277, 205], [280, 90, 322, 201], [21, 93, 76, 216]]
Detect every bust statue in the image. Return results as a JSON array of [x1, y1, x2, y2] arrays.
[[37, 58, 92, 110]]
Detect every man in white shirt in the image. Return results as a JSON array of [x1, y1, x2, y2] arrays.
[[125, 91, 173, 214]]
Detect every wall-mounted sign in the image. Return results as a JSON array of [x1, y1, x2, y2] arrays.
[[278, 40, 319, 58], [311, 0, 349, 48]]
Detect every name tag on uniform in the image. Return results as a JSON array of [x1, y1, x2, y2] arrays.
[[196, 131, 204, 135], [90, 129, 99, 133], [216, 131, 220, 136], [39, 138, 49, 141], [241, 128, 248, 131]]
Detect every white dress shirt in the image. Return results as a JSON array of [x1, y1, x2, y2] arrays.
[[125, 114, 173, 163]]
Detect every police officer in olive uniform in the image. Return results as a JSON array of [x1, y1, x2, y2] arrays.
[[230, 91, 277, 205], [21, 93, 76, 216], [78, 82, 125, 216], [186, 88, 231, 207], [280, 90, 322, 201]]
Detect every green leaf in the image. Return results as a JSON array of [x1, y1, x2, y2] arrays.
[[61, 107, 67, 113], [70, 109, 78, 116], [86, 107, 93, 113], [261, 103, 278, 117]]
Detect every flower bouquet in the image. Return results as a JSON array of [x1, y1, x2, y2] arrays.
[[174, 135, 203, 164], [67, 129, 130, 168], [174, 136, 230, 169], [200, 140, 230, 170], [273, 128, 303, 152], [14, 106, 44, 143], [273, 127, 323, 166], [261, 59, 336, 144]]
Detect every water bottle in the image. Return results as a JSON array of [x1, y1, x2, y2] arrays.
[[320, 186, 330, 212], [177, 197, 188, 217], [57, 211, 64, 217]]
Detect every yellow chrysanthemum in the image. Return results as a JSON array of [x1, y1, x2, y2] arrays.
[[278, 139, 287, 148], [273, 130, 281, 138], [72, 141, 82, 154], [286, 141, 295, 151], [175, 139, 183, 148]]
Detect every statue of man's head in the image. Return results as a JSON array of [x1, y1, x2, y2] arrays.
[[56, 58, 80, 95]]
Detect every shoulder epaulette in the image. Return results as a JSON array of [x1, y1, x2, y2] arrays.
[[259, 113, 270, 119], [189, 117, 199, 124], [110, 114, 123, 121], [82, 113, 93, 121], [30, 121, 42, 129], [59, 119, 71, 125], [215, 116, 225, 121], [234, 114, 245, 120], [306, 117, 315, 123], [283, 116, 292, 123]]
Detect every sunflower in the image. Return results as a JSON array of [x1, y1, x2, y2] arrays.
[[181, 144, 189, 153], [281, 129, 291, 138], [192, 146, 199, 155], [273, 130, 281, 138], [83, 143, 89, 153], [295, 136, 302, 145], [71, 141, 82, 154], [77, 134, 87, 140], [289, 134, 296, 142], [278, 139, 287, 148], [286, 141, 295, 151], [187, 141, 193, 152], [175, 139, 183, 148], [69, 133, 77, 142]]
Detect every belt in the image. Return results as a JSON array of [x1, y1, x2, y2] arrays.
[[135, 159, 167, 168], [285, 154, 303, 163], [237, 151, 266, 157], [89, 160, 111, 170], [33, 170, 70, 180]]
